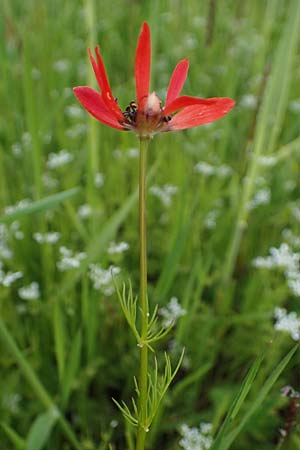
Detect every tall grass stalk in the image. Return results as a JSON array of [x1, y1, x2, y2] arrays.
[[222, 0, 300, 285], [0, 319, 84, 450], [84, 0, 99, 205]]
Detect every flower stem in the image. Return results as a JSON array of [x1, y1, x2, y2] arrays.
[[136, 137, 150, 450]]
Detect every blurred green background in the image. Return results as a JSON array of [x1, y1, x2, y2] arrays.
[[1, 0, 300, 449]]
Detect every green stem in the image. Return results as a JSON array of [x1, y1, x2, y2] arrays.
[[136, 137, 150, 450]]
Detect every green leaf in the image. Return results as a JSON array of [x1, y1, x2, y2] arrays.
[[1, 422, 25, 449], [0, 187, 80, 223], [53, 300, 66, 383], [222, 344, 298, 450], [210, 355, 263, 450], [62, 329, 82, 406], [26, 408, 59, 450]]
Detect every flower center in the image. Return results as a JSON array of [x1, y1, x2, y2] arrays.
[[123, 101, 138, 124]]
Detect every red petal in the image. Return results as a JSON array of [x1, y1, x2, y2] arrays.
[[166, 59, 189, 106], [88, 47, 124, 121], [168, 98, 235, 130], [164, 95, 216, 116], [73, 87, 124, 130], [135, 22, 151, 105]]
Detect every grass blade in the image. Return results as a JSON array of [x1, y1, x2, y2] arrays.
[[210, 354, 263, 450], [0, 187, 80, 223], [221, 344, 298, 450]]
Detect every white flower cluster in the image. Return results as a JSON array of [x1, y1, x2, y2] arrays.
[[65, 104, 84, 119], [53, 59, 70, 73], [0, 222, 25, 260], [159, 297, 186, 328], [46, 149, 73, 169], [18, 282, 40, 300], [282, 229, 300, 248], [239, 94, 257, 110], [0, 224, 13, 260], [107, 241, 129, 255], [194, 162, 232, 178], [65, 123, 87, 139], [94, 172, 105, 188], [247, 187, 271, 210], [33, 232, 61, 244], [88, 263, 120, 296], [150, 185, 178, 207], [258, 156, 278, 168], [4, 198, 31, 215], [289, 99, 300, 113], [291, 206, 300, 223], [127, 147, 139, 158], [57, 246, 86, 271], [43, 173, 59, 189], [274, 307, 300, 341], [252, 243, 300, 297], [204, 210, 219, 230], [77, 204, 92, 219], [0, 262, 23, 287], [179, 423, 213, 450]]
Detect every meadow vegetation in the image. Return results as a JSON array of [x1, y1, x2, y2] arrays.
[[1, 1, 300, 449]]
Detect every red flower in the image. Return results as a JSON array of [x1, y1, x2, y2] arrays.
[[73, 22, 235, 137]]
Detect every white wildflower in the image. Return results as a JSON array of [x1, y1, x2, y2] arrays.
[[253, 244, 300, 297], [258, 156, 278, 167], [11, 142, 22, 157], [274, 307, 300, 341], [0, 265, 23, 287], [0, 224, 13, 259], [216, 164, 232, 177], [270, 244, 300, 272], [65, 124, 87, 139], [53, 59, 70, 73], [252, 256, 274, 269], [65, 104, 84, 119], [159, 297, 186, 328], [291, 206, 300, 223], [4, 199, 31, 215], [284, 180, 296, 192], [33, 232, 61, 244], [88, 263, 120, 294], [57, 246, 86, 271], [22, 132, 31, 149], [194, 162, 215, 176], [289, 99, 300, 113], [94, 172, 105, 188], [179, 423, 213, 450], [240, 94, 257, 110], [78, 204, 92, 219], [11, 221, 24, 240], [110, 420, 119, 428], [204, 210, 219, 229], [282, 229, 300, 248], [43, 173, 59, 189], [47, 149, 73, 169], [18, 282, 40, 300], [150, 184, 178, 207], [287, 278, 300, 296], [107, 241, 129, 255], [248, 188, 270, 210], [127, 147, 139, 158]]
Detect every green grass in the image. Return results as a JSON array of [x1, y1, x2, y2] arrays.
[[1, 1, 300, 449]]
